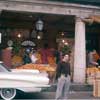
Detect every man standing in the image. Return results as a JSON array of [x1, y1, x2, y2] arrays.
[[87, 49, 98, 67], [55, 54, 71, 99]]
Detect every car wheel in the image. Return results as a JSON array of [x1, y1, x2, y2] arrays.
[[0, 88, 16, 100]]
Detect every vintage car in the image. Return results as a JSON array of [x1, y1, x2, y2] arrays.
[[0, 61, 50, 100]]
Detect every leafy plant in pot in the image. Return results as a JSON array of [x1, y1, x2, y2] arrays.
[[61, 45, 71, 55], [12, 40, 21, 55]]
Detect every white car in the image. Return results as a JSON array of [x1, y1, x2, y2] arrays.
[[0, 61, 50, 100]]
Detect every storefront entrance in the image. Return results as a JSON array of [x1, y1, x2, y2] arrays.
[[0, 0, 100, 83], [0, 10, 75, 82], [0, 9, 100, 83]]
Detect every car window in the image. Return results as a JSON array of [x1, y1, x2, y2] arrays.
[[0, 63, 10, 72]]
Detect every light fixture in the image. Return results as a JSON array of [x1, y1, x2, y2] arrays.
[[7, 40, 13, 47], [36, 18, 44, 31], [17, 33, 21, 38], [37, 32, 43, 40], [64, 42, 68, 45], [61, 32, 64, 36], [37, 35, 41, 40], [62, 39, 65, 43], [31, 30, 37, 38]]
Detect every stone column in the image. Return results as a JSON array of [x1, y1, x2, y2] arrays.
[[73, 17, 86, 83], [0, 9, 2, 44]]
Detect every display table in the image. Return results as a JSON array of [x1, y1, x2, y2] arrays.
[[16, 64, 56, 83], [93, 72, 100, 97], [86, 67, 100, 85], [16, 64, 56, 72]]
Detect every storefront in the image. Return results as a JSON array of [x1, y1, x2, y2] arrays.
[[0, 0, 100, 83]]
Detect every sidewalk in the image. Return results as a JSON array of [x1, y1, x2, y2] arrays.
[[47, 83, 93, 92], [43, 83, 100, 99], [40, 91, 100, 99], [68, 91, 99, 99]]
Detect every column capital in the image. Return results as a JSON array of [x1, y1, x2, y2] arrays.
[[75, 15, 94, 24], [75, 16, 87, 23], [75, 17, 82, 22]]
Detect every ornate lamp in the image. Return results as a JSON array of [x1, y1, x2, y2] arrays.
[[36, 19, 44, 31]]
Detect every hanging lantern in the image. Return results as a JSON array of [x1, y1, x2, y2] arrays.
[[36, 19, 44, 31], [31, 30, 37, 38]]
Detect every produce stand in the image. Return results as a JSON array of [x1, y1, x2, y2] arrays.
[[93, 71, 100, 97], [86, 67, 100, 85], [16, 64, 56, 83]]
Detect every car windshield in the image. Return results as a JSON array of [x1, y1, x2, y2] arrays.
[[0, 63, 11, 72]]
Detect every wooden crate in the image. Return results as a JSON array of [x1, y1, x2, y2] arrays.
[[93, 78, 100, 97]]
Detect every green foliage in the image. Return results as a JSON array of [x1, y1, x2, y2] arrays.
[[62, 45, 71, 54], [13, 40, 21, 54]]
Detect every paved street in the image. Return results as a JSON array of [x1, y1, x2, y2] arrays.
[[14, 91, 100, 99], [0, 83, 100, 99], [7, 84, 100, 99]]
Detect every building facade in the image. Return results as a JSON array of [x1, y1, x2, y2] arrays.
[[0, 0, 100, 83]]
